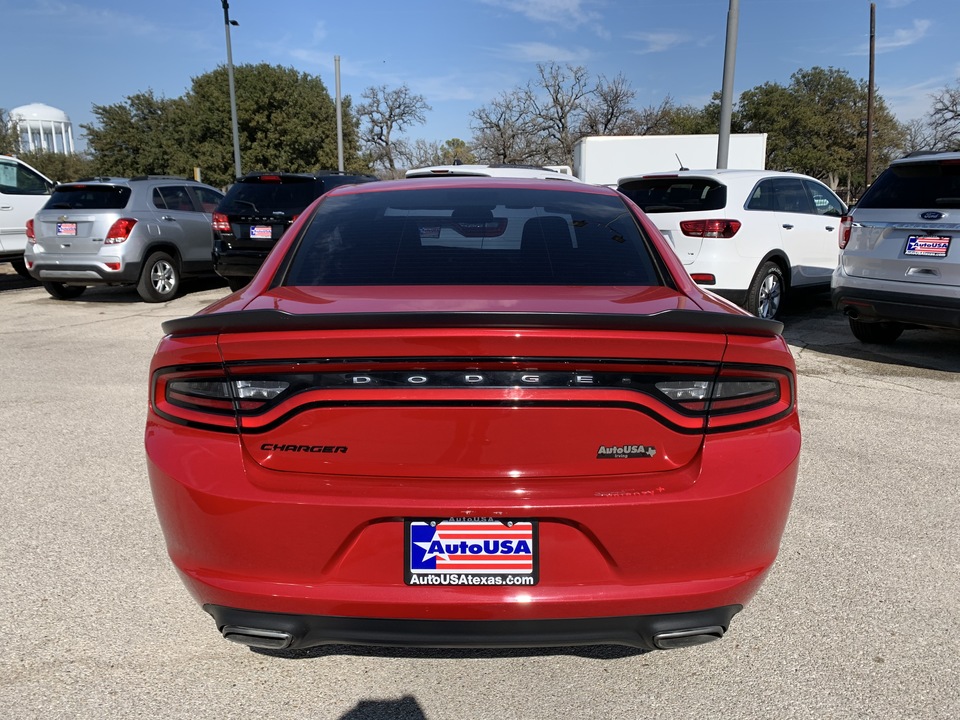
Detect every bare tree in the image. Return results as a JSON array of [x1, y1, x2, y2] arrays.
[[526, 63, 591, 166], [470, 90, 546, 165], [580, 73, 641, 136], [358, 84, 431, 173], [927, 82, 960, 151]]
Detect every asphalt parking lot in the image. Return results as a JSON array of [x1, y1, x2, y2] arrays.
[[1, 266, 958, 720]]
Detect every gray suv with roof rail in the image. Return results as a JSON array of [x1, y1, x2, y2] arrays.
[[832, 151, 960, 343], [25, 175, 224, 302]]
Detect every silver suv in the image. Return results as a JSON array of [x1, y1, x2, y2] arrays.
[[832, 152, 960, 343], [25, 176, 224, 302]]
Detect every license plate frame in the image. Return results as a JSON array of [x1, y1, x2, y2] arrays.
[[56, 222, 77, 237], [404, 518, 539, 586], [905, 235, 950, 257], [249, 225, 273, 239]]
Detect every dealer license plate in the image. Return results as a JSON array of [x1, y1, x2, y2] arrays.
[[405, 518, 538, 586], [250, 225, 272, 239], [905, 235, 950, 257], [57, 222, 77, 236]]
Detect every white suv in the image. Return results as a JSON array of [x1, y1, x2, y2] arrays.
[[618, 169, 847, 319], [0, 155, 55, 278], [406, 164, 581, 182]]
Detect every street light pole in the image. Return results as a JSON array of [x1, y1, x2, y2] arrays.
[[221, 0, 242, 180]]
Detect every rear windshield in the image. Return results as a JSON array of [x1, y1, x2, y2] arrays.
[[618, 178, 727, 213], [858, 160, 960, 209], [46, 185, 130, 210], [283, 187, 661, 286], [219, 178, 322, 214]]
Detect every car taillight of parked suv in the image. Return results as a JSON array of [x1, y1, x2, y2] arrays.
[[832, 151, 960, 343], [212, 171, 378, 291]]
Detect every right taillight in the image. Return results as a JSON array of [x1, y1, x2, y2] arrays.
[[839, 215, 852, 249], [680, 219, 741, 238], [105, 218, 137, 244], [212, 212, 232, 233], [26, 218, 35, 242]]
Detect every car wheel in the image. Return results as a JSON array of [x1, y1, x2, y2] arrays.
[[848, 317, 904, 344], [10, 259, 33, 280], [746, 261, 785, 320], [138, 251, 180, 302], [226, 277, 248, 292], [41, 281, 86, 300]]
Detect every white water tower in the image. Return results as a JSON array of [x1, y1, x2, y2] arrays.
[[9, 102, 75, 154]]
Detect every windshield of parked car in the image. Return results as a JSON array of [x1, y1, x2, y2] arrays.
[[283, 187, 661, 286], [45, 184, 131, 210], [219, 178, 321, 214], [857, 160, 960, 209], [618, 177, 727, 213]]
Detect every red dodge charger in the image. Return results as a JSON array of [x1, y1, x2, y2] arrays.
[[146, 177, 800, 651]]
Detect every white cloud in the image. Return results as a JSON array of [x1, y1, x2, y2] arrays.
[[877, 18, 931, 51], [478, 0, 600, 26], [495, 41, 591, 63], [626, 31, 691, 55]]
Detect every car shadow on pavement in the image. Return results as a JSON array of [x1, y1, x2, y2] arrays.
[[253, 643, 646, 661], [779, 290, 960, 374], [22, 276, 230, 303], [339, 696, 426, 720]]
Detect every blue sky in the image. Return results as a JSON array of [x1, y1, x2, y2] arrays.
[[2, 0, 957, 151]]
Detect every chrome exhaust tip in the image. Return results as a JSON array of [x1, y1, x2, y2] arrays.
[[222, 625, 294, 650], [652, 626, 725, 650]]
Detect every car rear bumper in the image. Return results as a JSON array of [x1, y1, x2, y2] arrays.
[[205, 603, 743, 650], [146, 414, 800, 645], [832, 270, 960, 329], [26, 256, 142, 284], [213, 245, 270, 279]]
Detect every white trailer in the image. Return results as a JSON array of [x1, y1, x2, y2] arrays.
[[572, 133, 768, 186]]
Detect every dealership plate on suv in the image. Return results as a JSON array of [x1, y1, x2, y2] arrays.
[[147, 177, 800, 651]]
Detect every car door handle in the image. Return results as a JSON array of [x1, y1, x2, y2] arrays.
[[825, 226, 835, 232], [161, 215, 176, 221], [0, 205, 13, 211], [781, 224, 794, 230]]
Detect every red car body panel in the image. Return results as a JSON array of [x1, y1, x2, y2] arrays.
[[146, 178, 800, 649]]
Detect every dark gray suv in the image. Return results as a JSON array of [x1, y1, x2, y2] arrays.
[[25, 176, 224, 302], [832, 152, 960, 343]]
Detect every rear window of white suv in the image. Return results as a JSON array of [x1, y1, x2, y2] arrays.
[[618, 178, 727, 214]]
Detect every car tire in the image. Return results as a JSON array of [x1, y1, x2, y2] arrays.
[[226, 277, 248, 292], [746, 261, 785, 320], [138, 251, 180, 303], [848, 317, 904, 344], [10, 259, 33, 280], [41, 281, 86, 300]]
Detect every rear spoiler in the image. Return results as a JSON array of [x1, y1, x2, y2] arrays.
[[162, 309, 782, 338]]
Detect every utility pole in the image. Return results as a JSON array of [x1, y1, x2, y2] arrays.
[[335, 56, 344, 172], [866, 3, 876, 188], [222, 0, 242, 180], [717, 0, 740, 169]]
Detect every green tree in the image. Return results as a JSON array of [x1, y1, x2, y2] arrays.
[[1, 109, 22, 154], [83, 64, 367, 188], [17, 150, 94, 183], [737, 67, 905, 195]]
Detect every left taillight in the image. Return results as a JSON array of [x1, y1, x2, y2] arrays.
[[26, 218, 35, 242], [212, 212, 232, 233], [839, 215, 852, 249], [680, 219, 741, 238], [152, 369, 291, 431]]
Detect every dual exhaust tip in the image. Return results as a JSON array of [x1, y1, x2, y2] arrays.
[[221, 623, 726, 651]]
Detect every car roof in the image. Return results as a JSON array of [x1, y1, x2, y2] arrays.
[[326, 175, 613, 197], [617, 169, 816, 186], [406, 164, 582, 182], [890, 150, 960, 165]]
